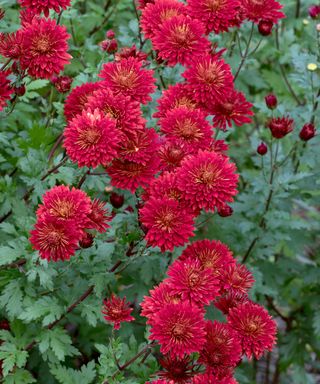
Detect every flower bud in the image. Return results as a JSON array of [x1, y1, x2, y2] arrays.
[[106, 29, 115, 39], [0, 319, 10, 331], [14, 84, 26, 96], [265, 94, 277, 110], [110, 192, 124, 209], [309, 5, 320, 19], [100, 39, 118, 53], [257, 142, 268, 155], [268, 116, 294, 139], [51, 75, 72, 93], [258, 20, 273, 36], [299, 123, 316, 141], [217, 205, 233, 217], [79, 232, 94, 249]]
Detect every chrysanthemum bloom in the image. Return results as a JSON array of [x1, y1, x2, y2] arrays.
[[64, 82, 105, 122], [51, 75, 72, 93], [87, 199, 111, 233], [64, 108, 120, 168], [159, 107, 212, 152], [199, 321, 242, 377], [21, 18, 71, 79], [167, 259, 220, 305], [102, 294, 134, 330], [158, 139, 188, 171], [208, 90, 253, 131], [99, 57, 156, 104], [214, 291, 249, 314], [241, 0, 285, 23], [158, 356, 194, 383], [144, 172, 183, 203], [228, 302, 277, 359], [106, 155, 160, 193], [19, 7, 38, 26], [219, 263, 255, 295], [18, 0, 71, 17], [182, 55, 234, 104], [141, 281, 182, 324], [299, 123, 316, 141], [115, 45, 148, 64], [0, 30, 25, 60], [85, 87, 145, 134], [36, 185, 92, 229], [154, 83, 200, 119], [176, 150, 238, 212], [140, 197, 195, 251], [210, 139, 229, 155], [119, 128, 160, 165], [186, 0, 241, 34], [137, 0, 155, 9], [152, 15, 210, 66], [149, 302, 206, 358], [140, 0, 186, 39], [145, 380, 168, 384], [193, 373, 238, 384], [179, 240, 235, 276], [0, 71, 14, 112], [30, 214, 81, 261], [268, 116, 294, 139]]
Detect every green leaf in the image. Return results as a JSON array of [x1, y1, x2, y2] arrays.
[[38, 328, 79, 361], [50, 361, 96, 384], [27, 80, 49, 91], [3, 369, 36, 384], [0, 279, 24, 317], [0, 343, 28, 377]]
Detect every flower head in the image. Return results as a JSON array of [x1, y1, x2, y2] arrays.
[[51, 75, 72, 93], [268, 116, 294, 139], [299, 123, 316, 141], [158, 356, 194, 383], [241, 0, 285, 23], [158, 139, 188, 171], [219, 263, 255, 295], [115, 45, 148, 64], [0, 30, 25, 60], [144, 172, 183, 203], [18, 0, 71, 17], [0, 71, 13, 112], [102, 294, 134, 330], [87, 199, 111, 233], [214, 291, 249, 315]]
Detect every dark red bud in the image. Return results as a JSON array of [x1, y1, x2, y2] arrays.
[[110, 192, 124, 209], [52, 75, 72, 93], [258, 20, 273, 36], [309, 5, 320, 19], [257, 142, 268, 155], [265, 94, 278, 110], [106, 29, 115, 39], [100, 39, 118, 53], [0, 319, 10, 331], [217, 205, 233, 217], [79, 232, 94, 249], [299, 123, 316, 141], [14, 84, 26, 96]]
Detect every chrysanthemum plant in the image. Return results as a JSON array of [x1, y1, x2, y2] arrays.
[[0, 0, 319, 383]]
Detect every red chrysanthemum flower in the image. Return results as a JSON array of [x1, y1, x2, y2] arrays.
[[144, 172, 183, 204], [228, 302, 277, 359], [85, 87, 145, 134], [36, 185, 92, 229], [107, 155, 160, 193], [137, 0, 155, 10], [176, 150, 239, 212], [193, 373, 239, 384], [187, 0, 241, 34], [214, 291, 249, 315], [0, 30, 25, 60], [115, 45, 148, 64], [119, 128, 160, 165], [208, 90, 253, 131], [140, 0, 186, 39], [141, 281, 182, 324], [21, 18, 71, 79], [219, 263, 255, 295], [210, 139, 229, 155], [179, 240, 235, 276], [154, 82, 200, 119], [241, 0, 285, 23], [87, 199, 111, 233], [159, 107, 212, 152], [167, 259, 220, 305], [268, 116, 294, 139], [145, 380, 169, 384], [199, 321, 242, 378], [0, 71, 13, 112], [18, 0, 71, 17], [149, 302, 206, 358], [158, 356, 194, 383], [99, 57, 156, 104], [140, 197, 195, 251], [30, 214, 81, 261], [152, 15, 211, 66], [182, 55, 234, 104], [20, 7, 38, 26], [102, 294, 134, 330], [63, 108, 120, 168], [158, 139, 188, 171], [64, 82, 105, 122]]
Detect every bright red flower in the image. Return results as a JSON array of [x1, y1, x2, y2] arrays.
[[21, 18, 71, 79], [228, 302, 277, 359], [144, 172, 183, 203], [167, 259, 220, 305], [149, 302, 206, 358], [214, 291, 249, 314], [210, 139, 229, 155], [87, 199, 111, 233], [219, 263, 255, 295], [30, 214, 81, 261], [182, 55, 234, 104], [268, 116, 294, 139], [137, 0, 155, 10], [199, 321, 242, 377], [64, 108, 120, 168], [0, 71, 13, 112], [99, 57, 156, 104], [158, 139, 188, 171], [115, 45, 148, 64], [159, 107, 212, 152], [187, 0, 241, 34], [140, 0, 186, 39], [140, 197, 195, 251], [64, 82, 105, 122], [102, 294, 134, 330], [152, 15, 210, 66], [241, 0, 285, 23], [299, 123, 316, 141], [107, 155, 160, 193], [193, 373, 238, 383], [0, 30, 24, 60], [36, 185, 92, 229], [208, 90, 253, 131], [158, 356, 194, 383], [176, 150, 239, 212], [19, 7, 38, 26], [85, 87, 145, 134], [18, 0, 71, 17], [141, 281, 182, 324], [51, 75, 72, 93]]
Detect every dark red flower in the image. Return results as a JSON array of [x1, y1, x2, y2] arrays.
[[18, 0, 71, 17], [110, 192, 125, 209], [79, 232, 95, 249], [51, 75, 72, 93], [265, 93, 277, 109], [219, 263, 255, 295], [0, 30, 25, 60], [158, 139, 188, 171], [102, 294, 134, 330], [214, 291, 249, 314], [258, 19, 274, 35], [158, 356, 194, 383], [0, 71, 14, 112], [115, 45, 148, 64], [268, 116, 294, 139], [299, 123, 316, 141], [217, 204, 233, 217], [241, 0, 285, 24], [100, 38, 118, 53], [309, 4, 320, 19], [87, 199, 111, 233], [257, 142, 268, 155]]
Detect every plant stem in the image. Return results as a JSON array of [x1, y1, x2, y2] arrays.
[[234, 23, 255, 81]]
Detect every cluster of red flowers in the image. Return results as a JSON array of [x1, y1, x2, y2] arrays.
[[30, 186, 110, 261]]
